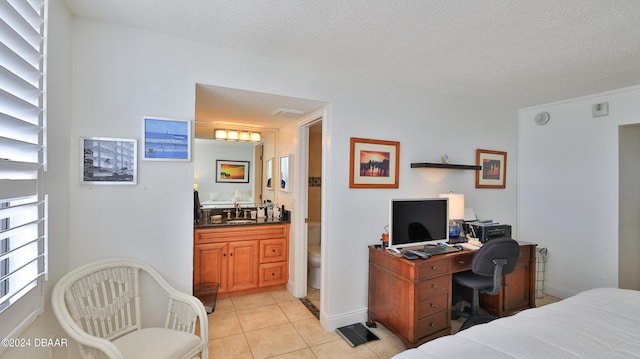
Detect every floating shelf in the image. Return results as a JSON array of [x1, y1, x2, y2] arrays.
[[410, 162, 481, 170]]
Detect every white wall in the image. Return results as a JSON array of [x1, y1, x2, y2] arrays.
[[518, 85, 640, 299]]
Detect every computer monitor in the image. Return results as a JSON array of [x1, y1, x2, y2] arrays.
[[389, 198, 449, 249]]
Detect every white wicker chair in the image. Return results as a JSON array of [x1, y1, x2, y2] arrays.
[[52, 258, 208, 359]]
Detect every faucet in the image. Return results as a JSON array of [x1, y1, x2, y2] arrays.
[[234, 202, 240, 218]]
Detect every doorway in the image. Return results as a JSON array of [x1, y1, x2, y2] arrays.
[[618, 124, 640, 290], [305, 120, 323, 310]]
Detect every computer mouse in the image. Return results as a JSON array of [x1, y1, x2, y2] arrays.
[[453, 245, 463, 250]]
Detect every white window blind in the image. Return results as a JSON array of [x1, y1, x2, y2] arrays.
[[0, 0, 48, 344]]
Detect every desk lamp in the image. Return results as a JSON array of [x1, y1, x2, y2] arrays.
[[439, 192, 464, 241]]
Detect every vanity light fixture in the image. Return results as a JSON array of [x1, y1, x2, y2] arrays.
[[214, 129, 228, 140], [214, 128, 262, 142], [239, 131, 250, 141], [227, 130, 239, 141]]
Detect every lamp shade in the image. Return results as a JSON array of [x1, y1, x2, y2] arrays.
[[439, 193, 465, 220]]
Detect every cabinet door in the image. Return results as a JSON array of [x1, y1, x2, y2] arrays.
[[194, 242, 228, 291], [503, 260, 531, 312], [228, 240, 259, 291]]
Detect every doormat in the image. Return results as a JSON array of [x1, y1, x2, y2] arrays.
[[336, 323, 379, 347], [299, 297, 319, 319]]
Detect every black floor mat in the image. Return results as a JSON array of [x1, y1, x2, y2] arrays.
[[336, 323, 380, 347]]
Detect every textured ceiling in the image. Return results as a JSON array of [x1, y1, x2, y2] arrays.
[[65, 0, 640, 113]]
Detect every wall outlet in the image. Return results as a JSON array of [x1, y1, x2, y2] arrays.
[[592, 102, 609, 117]]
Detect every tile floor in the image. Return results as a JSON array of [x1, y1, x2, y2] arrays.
[[205, 289, 561, 359]]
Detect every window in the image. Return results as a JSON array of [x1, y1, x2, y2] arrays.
[[0, 0, 48, 343]]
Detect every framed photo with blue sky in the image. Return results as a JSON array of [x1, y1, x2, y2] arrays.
[[142, 117, 192, 161]]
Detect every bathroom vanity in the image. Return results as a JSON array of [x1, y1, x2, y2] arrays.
[[193, 220, 289, 299]]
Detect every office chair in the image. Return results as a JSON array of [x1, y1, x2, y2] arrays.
[[452, 238, 520, 331]]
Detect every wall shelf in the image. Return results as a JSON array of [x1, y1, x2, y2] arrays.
[[410, 162, 481, 170]]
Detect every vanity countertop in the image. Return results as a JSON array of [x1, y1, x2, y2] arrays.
[[194, 217, 290, 229]]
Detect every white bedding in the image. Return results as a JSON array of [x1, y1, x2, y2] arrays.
[[393, 288, 640, 359]]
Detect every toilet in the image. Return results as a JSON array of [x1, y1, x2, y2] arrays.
[[307, 221, 321, 289]]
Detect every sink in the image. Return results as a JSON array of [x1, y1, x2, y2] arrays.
[[225, 219, 256, 224]]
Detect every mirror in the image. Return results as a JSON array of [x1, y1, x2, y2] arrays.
[[280, 154, 291, 192], [265, 158, 273, 190]]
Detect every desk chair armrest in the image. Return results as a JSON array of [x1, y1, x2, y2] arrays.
[[483, 259, 507, 296]]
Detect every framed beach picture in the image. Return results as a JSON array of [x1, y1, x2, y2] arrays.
[[216, 160, 250, 183], [476, 149, 507, 188], [142, 117, 191, 161], [81, 137, 137, 185], [349, 137, 400, 188]]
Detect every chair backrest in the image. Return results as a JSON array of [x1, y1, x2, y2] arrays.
[[471, 238, 520, 277], [58, 263, 142, 342]]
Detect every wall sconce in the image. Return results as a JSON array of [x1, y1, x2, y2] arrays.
[[214, 129, 262, 142]]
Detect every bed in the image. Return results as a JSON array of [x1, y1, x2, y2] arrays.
[[393, 288, 640, 359]]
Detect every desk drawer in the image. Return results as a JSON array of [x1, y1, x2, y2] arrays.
[[418, 275, 449, 299], [453, 253, 473, 272], [416, 310, 449, 339], [417, 292, 448, 318], [417, 258, 450, 279]]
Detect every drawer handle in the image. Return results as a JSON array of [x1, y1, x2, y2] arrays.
[[431, 266, 438, 271], [458, 260, 466, 265], [431, 284, 438, 289], [430, 323, 435, 328], [272, 249, 276, 253], [431, 303, 437, 308]]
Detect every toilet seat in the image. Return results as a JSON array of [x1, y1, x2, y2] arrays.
[[308, 245, 321, 257]]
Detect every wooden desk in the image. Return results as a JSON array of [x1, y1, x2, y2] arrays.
[[367, 242, 536, 348]]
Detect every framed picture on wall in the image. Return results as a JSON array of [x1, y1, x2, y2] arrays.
[[81, 137, 137, 185], [476, 149, 507, 188], [142, 117, 191, 161], [349, 137, 400, 188], [216, 160, 250, 183]]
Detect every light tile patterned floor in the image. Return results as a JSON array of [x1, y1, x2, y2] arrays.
[[206, 289, 561, 358], [206, 290, 405, 359]]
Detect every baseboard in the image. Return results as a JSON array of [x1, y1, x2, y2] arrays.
[[320, 306, 368, 331]]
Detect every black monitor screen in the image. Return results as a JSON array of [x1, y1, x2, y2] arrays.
[[389, 198, 449, 248]]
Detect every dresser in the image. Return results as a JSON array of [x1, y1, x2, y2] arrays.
[[367, 242, 536, 348]]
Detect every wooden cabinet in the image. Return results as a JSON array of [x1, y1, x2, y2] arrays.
[[368, 242, 536, 348], [194, 224, 289, 299], [368, 248, 453, 348]]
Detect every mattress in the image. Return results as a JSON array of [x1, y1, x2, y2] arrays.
[[393, 288, 640, 359]]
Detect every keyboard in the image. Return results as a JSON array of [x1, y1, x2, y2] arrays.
[[419, 245, 462, 256]]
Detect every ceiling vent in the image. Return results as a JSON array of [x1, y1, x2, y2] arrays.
[[271, 108, 305, 117]]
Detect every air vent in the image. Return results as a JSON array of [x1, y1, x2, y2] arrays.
[[271, 108, 305, 117]]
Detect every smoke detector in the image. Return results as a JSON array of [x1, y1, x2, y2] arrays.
[[534, 111, 550, 125], [271, 108, 305, 117]]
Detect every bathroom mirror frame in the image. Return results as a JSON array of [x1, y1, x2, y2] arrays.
[[265, 157, 274, 190], [280, 154, 292, 192]]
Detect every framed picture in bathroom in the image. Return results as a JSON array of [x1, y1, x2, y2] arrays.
[[216, 160, 250, 183], [280, 154, 292, 192], [349, 137, 400, 188]]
